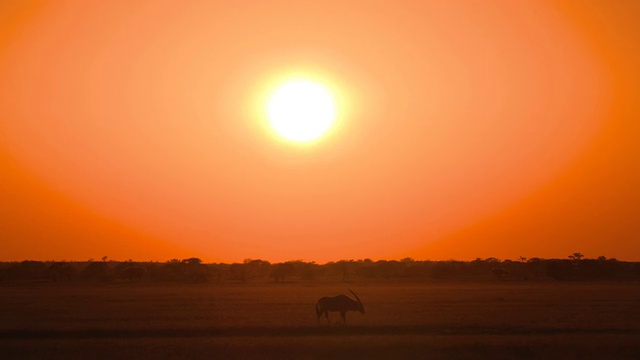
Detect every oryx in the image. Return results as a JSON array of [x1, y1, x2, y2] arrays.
[[315, 289, 365, 325]]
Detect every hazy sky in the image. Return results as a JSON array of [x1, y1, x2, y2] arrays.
[[1, 0, 638, 262]]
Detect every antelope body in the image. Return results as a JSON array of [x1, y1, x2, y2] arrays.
[[316, 289, 364, 325]]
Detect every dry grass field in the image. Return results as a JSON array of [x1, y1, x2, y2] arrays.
[[1, 281, 639, 359]]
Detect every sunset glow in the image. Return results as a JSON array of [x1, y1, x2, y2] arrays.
[[1, 0, 639, 263]]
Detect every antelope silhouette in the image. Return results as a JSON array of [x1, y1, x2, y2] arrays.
[[316, 289, 364, 325]]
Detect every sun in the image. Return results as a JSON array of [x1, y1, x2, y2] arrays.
[[267, 80, 336, 142]]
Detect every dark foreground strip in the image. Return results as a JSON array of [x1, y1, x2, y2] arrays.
[[1, 326, 640, 340]]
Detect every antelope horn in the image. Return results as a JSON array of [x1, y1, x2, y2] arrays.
[[349, 289, 362, 305]]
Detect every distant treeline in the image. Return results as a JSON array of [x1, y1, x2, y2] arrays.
[[1, 254, 639, 283]]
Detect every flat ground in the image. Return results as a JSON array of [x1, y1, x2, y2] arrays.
[[1, 281, 639, 359]]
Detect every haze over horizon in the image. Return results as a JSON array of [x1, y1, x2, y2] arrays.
[[1, 0, 639, 263]]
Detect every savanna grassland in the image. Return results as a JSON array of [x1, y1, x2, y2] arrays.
[[1, 281, 639, 359]]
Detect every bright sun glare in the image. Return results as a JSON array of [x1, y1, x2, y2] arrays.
[[267, 80, 336, 142]]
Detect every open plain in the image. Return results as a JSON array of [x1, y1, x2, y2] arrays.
[[1, 281, 639, 359]]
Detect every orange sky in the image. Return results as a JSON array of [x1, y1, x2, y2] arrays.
[[1, 0, 638, 262]]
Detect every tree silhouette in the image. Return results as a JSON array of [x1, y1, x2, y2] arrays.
[[182, 258, 202, 265], [230, 263, 247, 283], [119, 267, 147, 281], [270, 262, 294, 282], [1, 255, 638, 283], [569, 252, 584, 261], [82, 261, 109, 281], [492, 268, 510, 280]]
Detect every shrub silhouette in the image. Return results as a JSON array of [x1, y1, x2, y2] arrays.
[[492, 268, 510, 280], [0, 255, 638, 283], [48, 262, 76, 282], [119, 267, 147, 281], [82, 262, 109, 281]]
